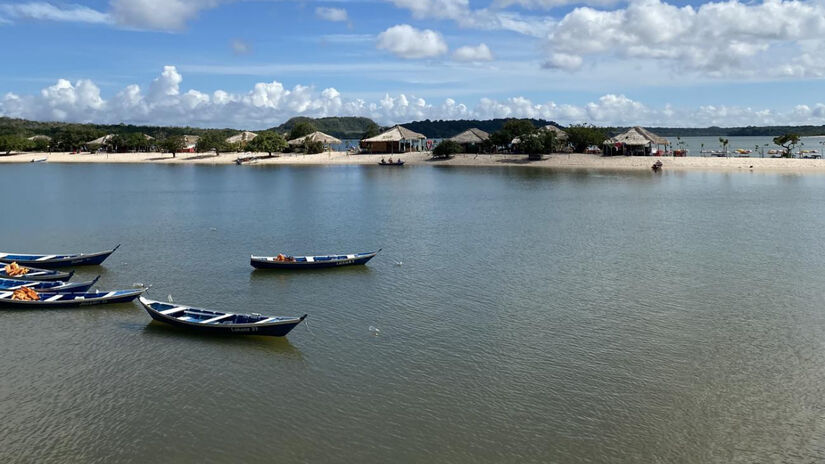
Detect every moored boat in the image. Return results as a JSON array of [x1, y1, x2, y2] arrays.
[[0, 288, 145, 308], [0, 264, 73, 281], [0, 276, 99, 293], [0, 244, 120, 267], [378, 160, 405, 166], [138, 297, 306, 336], [250, 249, 380, 269]]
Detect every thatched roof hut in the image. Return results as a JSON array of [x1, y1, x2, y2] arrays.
[[27, 135, 51, 142], [603, 127, 668, 156], [361, 125, 426, 153], [287, 131, 342, 147], [225, 131, 258, 144], [542, 125, 568, 141], [449, 128, 489, 144], [88, 134, 115, 145]]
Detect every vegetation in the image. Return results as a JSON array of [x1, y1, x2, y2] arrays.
[[246, 131, 287, 157], [432, 140, 463, 158], [566, 125, 607, 152], [160, 135, 186, 157], [0, 134, 27, 155], [274, 116, 375, 140], [287, 121, 317, 141], [718, 137, 730, 154], [303, 140, 325, 154], [361, 121, 381, 140], [773, 133, 800, 157], [405, 118, 557, 139], [196, 132, 228, 156]]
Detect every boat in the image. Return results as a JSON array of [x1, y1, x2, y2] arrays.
[[652, 160, 663, 171], [0, 288, 145, 308], [138, 297, 306, 336], [0, 264, 73, 281], [0, 244, 120, 267], [378, 160, 405, 166], [0, 276, 99, 293], [250, 249, 380, 269], [30, 157, 47, 163]]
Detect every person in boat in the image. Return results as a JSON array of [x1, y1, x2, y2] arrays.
[[388, 157, 393, 163], [381, 157, 385, 163]]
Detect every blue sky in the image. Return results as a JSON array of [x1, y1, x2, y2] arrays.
[[1, 0, 825, 128]]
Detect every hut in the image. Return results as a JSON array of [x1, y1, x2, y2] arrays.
[[602, 127, 668, 156], [182, 135, 199, 153], [27, 135, 51, 142], [361, 125, 426, 154], [542, 125, 568, 143], [287, 131, 342, 150], [448, 128, 489, 153]]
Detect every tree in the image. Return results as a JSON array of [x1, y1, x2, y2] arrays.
[[432, 140, 462, 159], [361, 122, 381, 140], [288, 121, 316, 141], [246, 131, 287, 157], [566, 124, 607, 152], [30, 137, 49, 152], [196, 132, 228, 156], [773, 133, 800, 158], [0, 134, 25, 155], [719, 137, 730, 156], [160, 135, 186, 158], [303, 140, 325, 154], [490, 119, 536, 150]]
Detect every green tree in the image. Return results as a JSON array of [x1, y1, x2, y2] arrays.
[[361, 122, 381, 140], [566, 124, 607, 152], [0, 134, 25, 155], [30, 137, 50, 152], [773, 133, 800, 158], [246, 131, 287, 157], [432, 140, 462, 159], [160, 135, 186, 157], [303, 140, 325, 154], [196, 132, 228, 156], [719, 137, 730, 156], [288, 121, 317, 141]]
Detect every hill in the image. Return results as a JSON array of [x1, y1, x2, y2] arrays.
[[271, 117, 376, 139]]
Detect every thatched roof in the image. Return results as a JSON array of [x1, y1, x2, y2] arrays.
[[183, 135, 199, 147], [605, 127, 668, 146], [363, 125, 426, 142], [287, 131, 342, 146], [88, 134, 115, 145], [27, 135, 51, 141], [449, 128, 489, 144], [226, 131, 258, 144], [542, 125, 568, 140]]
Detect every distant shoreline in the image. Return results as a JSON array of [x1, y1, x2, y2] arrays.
[[4, 151, 825, 173]]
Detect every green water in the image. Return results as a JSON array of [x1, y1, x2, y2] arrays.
[[3, 164, 825, 463]]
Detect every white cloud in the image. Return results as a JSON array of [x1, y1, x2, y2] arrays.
[[387, 0, 551, 37], [0, 2, 109, 23], [452, 43, 494, 62], [495, 0, 621, 8], [6, 66, 825, 128], [377, 24, 448, 59], [546, 0, 825, 77], [315, 6, 347, 22], [108, 0, 223, 31]]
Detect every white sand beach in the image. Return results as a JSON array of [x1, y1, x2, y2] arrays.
[[4, 151, 825, 173]]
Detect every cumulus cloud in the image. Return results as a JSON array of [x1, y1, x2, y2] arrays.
[[5, 66, 825, 128], [109, 0, 223, 31], [546, 0, 825, 77], [387, 0, 551, 37], [495, 0, 621, 8], [315, 6, 347, 22], [452, 43, 494, 62], [377, 24, 448, 59], [0, 2, 110, 23]]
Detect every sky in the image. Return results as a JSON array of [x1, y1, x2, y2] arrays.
[[2, 0, 825, 128]]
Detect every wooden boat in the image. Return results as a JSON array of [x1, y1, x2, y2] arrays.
[[0, 244, 120, 267], [138, 297, 306, 336], [0, 264, 73, 281], [0, 288, 145, 308], [0, 276, 99, 293], [652, 160, 663, 171], [250, 249, 380, 269], [378, 160, 405, 166]]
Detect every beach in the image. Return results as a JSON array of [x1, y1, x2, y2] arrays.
[[5, 150, 825, 173]]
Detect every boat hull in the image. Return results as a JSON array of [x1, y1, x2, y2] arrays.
[[0, 276, 98, 293], [0, 245, 119, 268], [0, 289, 144, 308], [139, 298, 305, 337], [0, 267, 73, 281], [250, 250, 379, 270]]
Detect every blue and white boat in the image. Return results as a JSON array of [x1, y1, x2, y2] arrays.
[[139, 297, 306, 336], [0, 265, 73, 281], [0, 288, 145, 308], [250, 249, 380, 269], [0, 276, 100, 293], [0, 244, 120, 267]]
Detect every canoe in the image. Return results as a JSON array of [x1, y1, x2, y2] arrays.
[[250, 249, 380, 269], [0, 244, 120, 267], [138, 297, 306, 336], [0, 276, 99, 293], [0, 288, 145, 308], [0, 265, 73, 281], [378, 161, 405, 166]]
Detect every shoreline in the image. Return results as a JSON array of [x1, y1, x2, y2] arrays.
[[4, 151, 825, 174]]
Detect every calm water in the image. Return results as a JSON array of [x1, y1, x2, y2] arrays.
[[676, 135, 825, 156], [3, 164, 825, 463]]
